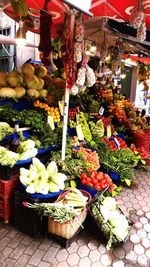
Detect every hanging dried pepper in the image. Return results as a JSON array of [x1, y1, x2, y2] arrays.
[[38, 0, 52, 65], [61, 13, 77, 89]]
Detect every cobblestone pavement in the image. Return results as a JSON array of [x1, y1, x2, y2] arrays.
[[0, 168, 150, 267]]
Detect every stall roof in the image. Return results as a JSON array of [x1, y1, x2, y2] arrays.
[[2, 0, 150, 50]]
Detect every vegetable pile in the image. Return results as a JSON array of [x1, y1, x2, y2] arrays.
[[20, 158, 67, 195], [90, 195, 131, 250], [80, 171, 116, 191]]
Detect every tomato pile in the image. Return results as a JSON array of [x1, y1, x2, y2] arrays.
[[80, 171, 116, 191], [68, 107, 79, 120], [101, 137, 127, 151]]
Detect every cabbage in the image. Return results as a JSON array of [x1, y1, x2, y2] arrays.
[[112, 227, 129, 241], [19, 148, 37, 160], [32, 157, 46, 172], [49, 182, 60, 192], [18, 139, 36, 153], [37, 181, 49, 195], [47, 161, 58, 176], [51, 173, 67, 189], [101, 197, 117, 211], [26, 183, 36, 194]]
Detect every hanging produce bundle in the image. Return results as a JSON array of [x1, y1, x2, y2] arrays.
[[74, 19, 84, 63], [130, 1, 147, 41]]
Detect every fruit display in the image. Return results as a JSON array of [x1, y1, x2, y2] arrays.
[[33, 100, 61, 122], [80, 171, 116, 191], [68, 107, 79, 120], [69, 120, 76, 128], [100, 88, 113, 101], [20, 158, 67, 194], [76, 112, 92, 142], [89, 119, 104, 138], [101, 137, 127, 151]]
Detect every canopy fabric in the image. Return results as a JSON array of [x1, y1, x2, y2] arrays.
[[4, 0, 150, 37]]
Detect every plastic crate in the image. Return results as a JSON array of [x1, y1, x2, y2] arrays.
[[0, 174, 19, 197], [14, 191, 58, 237], [88, 189, 133, 250], [0, 196, 15, 223]]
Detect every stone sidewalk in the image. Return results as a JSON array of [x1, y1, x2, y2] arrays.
[[0, 168, 150, 267]]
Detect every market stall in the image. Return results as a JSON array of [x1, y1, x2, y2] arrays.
[[0, 0, 150, 250]]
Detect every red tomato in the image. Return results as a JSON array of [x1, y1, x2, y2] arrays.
[[90, 172, 96, 179], [94, 184, 101, 190], [81, 173, 87, 179], [91, 178, 98, 185], [81, 178, 86, 185], [96, 172, 103, 180]]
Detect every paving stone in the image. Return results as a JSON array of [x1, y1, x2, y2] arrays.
[[134, 244, 144, 255], [100, 254, 113, 267], [140, 217, 148, 224], [136, 195, 143, 201], [9, 244, 26, 260], [15, 253, 31, 266], [130, 234, 140, 244], [79, 257, 91, 267], [77, 236, 89, 246], [137, 254, 149, 267], [88, 240, 99, 250], [125, 250, 137, 264], [42, 246, 59, 263], [143, 223, 150, 233], [39, 239, 52, 251], [8, 233, 26, 249], [142, 206, 150, 213], [134, 221, 143, 230], [0, 257, 16, 267], [67, 253, 80, 266], [113, 247, 125, 259], [141, 237, 150, 248], [56, 248, 69, 262], [0, 236, 11, 252], [89, 249, 100, 262], [24, 240, 43, 255], [145, 212, 150, 219], [145, 248, 150, 259], [6, 228, 18, 238], [137, 229, 147, 238], [0, 228, 9, 239], [38, 261, 51, 267], [0, 246, 13, 263], [28, 249, 45, 266], [21, 236, 33, 246], [123, 240, 134, 252], [98, 244, 107, 254], [91, 262, 103, 267], [78, 245, 90, 258], [57, 262, 69, 267], [112, 260, 125, 267], [67, 242, 79, 254]]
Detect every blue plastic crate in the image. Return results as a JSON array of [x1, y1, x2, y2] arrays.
[[106, 171, 120, 182], [78, 184, 98, 197]]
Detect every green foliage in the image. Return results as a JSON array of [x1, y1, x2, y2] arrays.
[[10, 0, 28, 17]]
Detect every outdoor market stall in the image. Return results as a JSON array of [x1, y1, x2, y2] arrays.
[[0, 0, 150, 250]]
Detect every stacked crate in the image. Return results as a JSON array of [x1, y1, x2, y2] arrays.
[[0, 174, 19, 223]]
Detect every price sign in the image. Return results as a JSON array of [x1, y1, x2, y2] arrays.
[[76, 125, 84, 141], [107, 125, 111, 138], [99, 106, 104, 116], [114, 138, 120, 148], [47, 115, 55, 130]]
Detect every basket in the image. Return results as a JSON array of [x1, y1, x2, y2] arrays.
[[88, 189, 132, 250], [48, 189, 91, 239]]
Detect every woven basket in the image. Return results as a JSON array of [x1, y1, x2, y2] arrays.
[[48, 189, 91, 239]]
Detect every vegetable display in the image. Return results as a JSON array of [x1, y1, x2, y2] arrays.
[[20, 158, 67, 194], [90, 195, 131, 250], [0, 122, 14, 141], [80, 171, 116, 191]]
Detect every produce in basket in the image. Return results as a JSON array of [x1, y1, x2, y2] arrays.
[[90, 195, 131, 250], [24, 188, 91, 239], [20, 158, 67, 195]]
